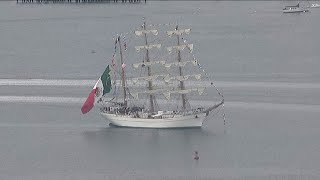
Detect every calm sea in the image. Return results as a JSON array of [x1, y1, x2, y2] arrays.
[[1, 1, 320, 179]]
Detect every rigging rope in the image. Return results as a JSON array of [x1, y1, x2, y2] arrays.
[[182, 37, 226, 127]]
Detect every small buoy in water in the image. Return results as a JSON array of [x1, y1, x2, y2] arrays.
[[194, 151, 199, 160]]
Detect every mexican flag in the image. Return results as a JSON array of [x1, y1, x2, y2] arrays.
[[81, 65, 112, 114]]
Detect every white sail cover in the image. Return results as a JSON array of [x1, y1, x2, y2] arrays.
[[132, 60, 198, 69], [167, 29, 191, 36], [162, 88, 206, 100], [131, 75, 164, 84], [164, 60, 198, 69], [135, 44, 161, 52], [169, 88, 205, 95], [167, 44, 193, 54], [132, 61, 166, 69], [131, 87, 206, 100], [164, 74, 202, 83], [131, 89, 165, 99], [130, 74, 201, 84], [135, 29, 158, 36]]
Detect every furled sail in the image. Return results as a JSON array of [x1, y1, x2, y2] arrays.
[[130, 74, 201, 84], [132, 61, 166, 69], [131, 87, 206, 100], [135, 44, 161, 52], [162, 88, 205, 100], [132, 60, 198, 69], [164, 60, 198, 69], [163, 74, 202, 83], [131, 75, 164, 84], [167, 44, 193, 54], [166, 28, 191, 36], [169, 88, 205, 95], [135, 29, 158, 36], [131, 89, 166, 99]]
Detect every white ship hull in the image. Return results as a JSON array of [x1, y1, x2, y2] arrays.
[[283, 8, 309, 13], [101, 112, 207, 128]]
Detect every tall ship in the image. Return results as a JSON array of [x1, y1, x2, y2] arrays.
[[81, 22, 225, 128]]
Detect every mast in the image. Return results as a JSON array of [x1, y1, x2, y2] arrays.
[[175, 25, 188, 110], [143, 22, 155, 113], [134, 22, 160, 112], [118, 36, 127, 107]]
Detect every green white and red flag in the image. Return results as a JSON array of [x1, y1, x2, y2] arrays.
[[81, 65, 112, 114]]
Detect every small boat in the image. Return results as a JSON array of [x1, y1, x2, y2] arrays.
[[310, 3, 320, 8], [283, 3, 309, 13]]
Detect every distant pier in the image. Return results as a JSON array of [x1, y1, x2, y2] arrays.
[[17, 0, 145, 4]]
